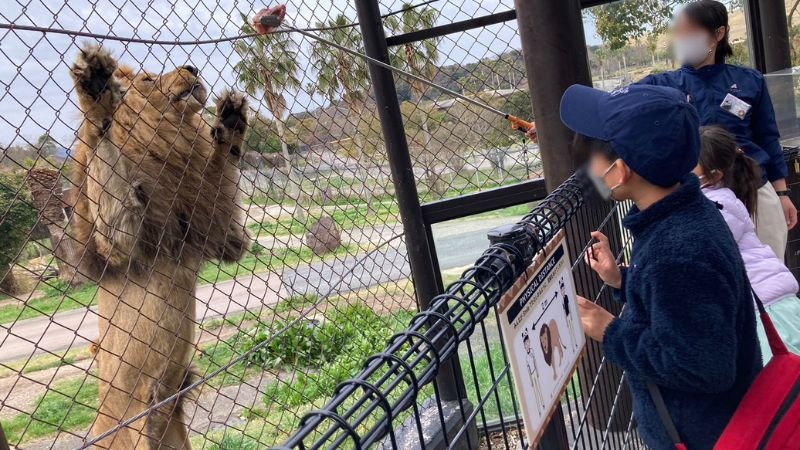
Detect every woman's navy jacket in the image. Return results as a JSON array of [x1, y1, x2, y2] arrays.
[[638, 64, 787, 184]]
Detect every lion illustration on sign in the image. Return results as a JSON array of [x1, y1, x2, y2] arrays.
[[539, 318, 568, 381], [70, 44, 250, 448]]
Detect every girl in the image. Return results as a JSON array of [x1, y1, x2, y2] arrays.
[[696, 125, 800, 358]]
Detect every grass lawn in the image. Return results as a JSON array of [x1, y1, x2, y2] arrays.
[[197, 243, 358, 284], [248, 201, 400, 236], [191, 342, 517, 448], [1, 376, 98, 446], [0, 347, 92, 379], [0, 244, 359, 326], [0, 282, 98, 325]]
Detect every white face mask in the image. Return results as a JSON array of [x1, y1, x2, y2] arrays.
[[673, 33, 712, 66], [590, 160, 622, 201]]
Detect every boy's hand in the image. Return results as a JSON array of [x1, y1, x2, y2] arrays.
[[584, 231, 622, 289], [577, 296, 615, 343]]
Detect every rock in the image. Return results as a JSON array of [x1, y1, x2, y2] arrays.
[[305, 216, 341, 255], [262, 152, 286, 169], [242, 150, 262, 169]]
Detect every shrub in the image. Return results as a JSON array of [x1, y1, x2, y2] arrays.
[[250, 241, 266, 256], [237, 304, 375, 368], [0, 172, 38, 294], [257, 306, 415, 408]]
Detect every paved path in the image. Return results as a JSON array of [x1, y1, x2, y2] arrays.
[[0, 274, 285, 363], [0, 215, 520, 364]]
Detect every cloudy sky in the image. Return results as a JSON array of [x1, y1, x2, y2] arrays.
[[0, 0, 602, 149]]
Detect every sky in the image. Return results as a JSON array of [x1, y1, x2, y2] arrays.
[[0, 0, 602, 148]]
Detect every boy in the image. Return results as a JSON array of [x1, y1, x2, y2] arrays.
[[561, 84, 761, 449]]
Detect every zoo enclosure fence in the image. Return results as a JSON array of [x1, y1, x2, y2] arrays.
[[0, 0, 638, 449]]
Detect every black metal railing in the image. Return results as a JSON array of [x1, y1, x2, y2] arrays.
[[276, 172, 598, 449]]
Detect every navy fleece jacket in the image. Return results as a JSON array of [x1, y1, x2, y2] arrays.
[[638, 64, 786, 185], [603, 174, 762, 450]]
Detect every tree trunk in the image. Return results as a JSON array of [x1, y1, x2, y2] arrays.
[[274, 117, 307, 222], [26, 169, 88, 286], [420, 118, 443, 199], [0, 261, 19, 295], [622, 53, 627, 71]]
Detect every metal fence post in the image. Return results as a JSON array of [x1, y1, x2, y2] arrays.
[[0, 423, 9, 450], [515, 0, 632, 446], [354, 1, 477, 448]]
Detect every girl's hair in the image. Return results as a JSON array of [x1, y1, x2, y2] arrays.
[[699, 125, 762, 216], [682, 0, 734, 63]]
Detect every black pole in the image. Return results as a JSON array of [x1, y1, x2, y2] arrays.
[[515, 1, 590, 446], [745, 0, 796, 141], [354, 0, 468, 404], [0, 423, 9, 450], [515, 0, 631, 445], [515, 0, 593, 193], [758, 0, 792, 72]]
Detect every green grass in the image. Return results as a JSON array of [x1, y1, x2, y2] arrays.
[[0, 244, 359, 326], [461, 343, 519, 421], [249, 201, 400, 236], [197, 244, 358, 284], [0, 281, 98, 325], [196, 303, 413, 390], [1, 377, 98, 446], [0, 347, 92, 379], [273, 294, 319, 315]]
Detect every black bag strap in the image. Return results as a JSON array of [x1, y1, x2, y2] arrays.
[[646, 382, 685, 448]]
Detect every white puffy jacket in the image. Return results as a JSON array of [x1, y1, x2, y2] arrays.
[[703, 186, 798, 305]]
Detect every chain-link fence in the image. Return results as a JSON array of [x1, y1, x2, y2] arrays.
[[0, 0, 555, 449], [277, 171, 642, 450]]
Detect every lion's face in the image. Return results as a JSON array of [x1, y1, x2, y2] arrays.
[[116, 65, 207, 116]]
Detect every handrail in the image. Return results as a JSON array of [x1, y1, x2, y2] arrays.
[[277, 171, 591, 449]]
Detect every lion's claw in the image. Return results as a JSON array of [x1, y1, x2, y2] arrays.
[[71, 44, 119, 100], [211, 90, 248, 154]]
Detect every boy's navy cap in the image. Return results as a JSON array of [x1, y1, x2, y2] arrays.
[[560, 84, 701, 187]]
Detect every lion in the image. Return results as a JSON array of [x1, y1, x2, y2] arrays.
[[539, 319, 568, 381], [69, 44, 250, 449]]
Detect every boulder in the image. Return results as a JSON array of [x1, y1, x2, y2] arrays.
[[305, 215, 341, 255]]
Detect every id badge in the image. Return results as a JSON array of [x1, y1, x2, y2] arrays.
[[720, 93, 751, 120]]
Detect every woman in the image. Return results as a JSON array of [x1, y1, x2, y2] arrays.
[[638, 0, 797, 260]]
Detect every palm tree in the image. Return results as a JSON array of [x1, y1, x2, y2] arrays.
[[234, 15, 305, 220], [385, 3, 441, 196], [309, 15, 371, 197]]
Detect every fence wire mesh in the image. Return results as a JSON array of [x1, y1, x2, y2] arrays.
[[0, 0, 636, 449], [277, 171, 643, 450]]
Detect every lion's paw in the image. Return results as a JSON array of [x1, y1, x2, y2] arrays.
[[211, 90, 248, 156], [71, 45, 119, 101]]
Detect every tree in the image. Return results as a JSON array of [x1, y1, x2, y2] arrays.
[[595, 45, 611, 82], [645, 27, 663, 66], [788, 0, 800, 65], [34, 133, 59, 158], [244, 113, 288, 155], [0, 172, 38, 294], [591, 0, 688, 50], [310, 15, 371, 199], [234, 15, 306, 220], [385, 3, 442, 196]]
